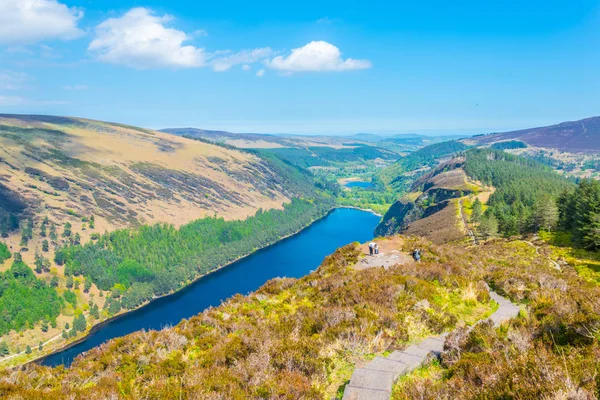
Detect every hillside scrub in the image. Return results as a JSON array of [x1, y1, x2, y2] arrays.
[[0, 238, 498, 399], [393, 238, 600, 399]]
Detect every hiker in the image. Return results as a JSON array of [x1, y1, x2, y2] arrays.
[[368, 242, 375, 256], [374, 244, 380, 255], [412, 248, 421, 262]]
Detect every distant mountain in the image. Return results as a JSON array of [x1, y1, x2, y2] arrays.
[[464, 116, 600, 153], [160, 127, 238, 140]]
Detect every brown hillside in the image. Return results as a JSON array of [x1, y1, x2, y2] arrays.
[[463, 116, 600, 153], [0, 114, 291, 234]]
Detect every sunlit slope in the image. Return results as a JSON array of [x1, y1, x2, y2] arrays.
[[0, 114, 290, 231]]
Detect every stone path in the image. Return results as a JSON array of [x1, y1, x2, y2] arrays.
[[342, 290, 520, 400], [353, 250, 412, 271]]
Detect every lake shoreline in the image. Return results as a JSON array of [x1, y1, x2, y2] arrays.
[[337, 205, 383, 218], [28, 205, 354, 368]]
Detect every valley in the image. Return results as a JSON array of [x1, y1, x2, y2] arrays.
[[2, 114, 600, 399]]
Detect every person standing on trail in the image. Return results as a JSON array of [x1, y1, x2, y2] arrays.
[[412, 248, 421, 262], [374, 244, 380, 255], [369, 242, 374, 256]]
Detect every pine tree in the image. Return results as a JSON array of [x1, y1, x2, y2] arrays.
[[84, 279, 92, 293], [74, 314, 87, 332], [470, 198, 483, 223], [49, 225, 57, 241], [62, 222, 72, 238], [479, 214, 498, 238], [531, 196, 558, 232], [0, 341, 9, 356]]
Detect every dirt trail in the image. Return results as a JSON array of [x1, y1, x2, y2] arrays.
[[458, 199, 477, 245], [0, 333, 62, 364]]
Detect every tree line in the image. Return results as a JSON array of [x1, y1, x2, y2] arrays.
[[464, 149, 574, 237], [55, 197, 334, 314]]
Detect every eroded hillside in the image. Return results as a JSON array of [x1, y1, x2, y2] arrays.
[[375, 159, 483, 243], [0, 114, 292, 238]]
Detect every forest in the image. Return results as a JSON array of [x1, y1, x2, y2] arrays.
[[489, 140, 527, 150], [0, 258, 63, 336], [557, 179, 600, 250], [464, 149, 574, 237], [55, 197, 334, 312]]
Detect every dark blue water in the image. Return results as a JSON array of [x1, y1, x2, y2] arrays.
[[345, 181, 374, 189], [40, 208, 380, 367]]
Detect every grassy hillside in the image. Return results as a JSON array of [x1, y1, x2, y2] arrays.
[[375, 159, 480, 240], [0, 114, 334, 366], [0, 237, 499, 399], [463, 116, 600, 153], [5, 233, 600, 399], [393, 237, 600, 399], [0, 114, 293, 238], [378, 141, 469, 191]]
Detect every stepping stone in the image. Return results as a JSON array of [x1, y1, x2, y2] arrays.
[[416, 337, 445, 353], [349, 368, 395, 392], [401, 344, 431, 358], [490, 292, 513, 306], [364, 356, 407, 379], [342, 386, 391, 400], [387, 351, 425, 371]]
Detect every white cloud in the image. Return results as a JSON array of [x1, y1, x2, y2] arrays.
[[268, 41, 371, 73], [0, 0, 84, 45], [193, 29, 208, 37], [0, 70, 30, 90], [89, 8, 206, 69], [63, 84, 88, 91], [242, 64, 251, 71], [210, 47, 273, 72], [0, 95, 25, 106], [256, 69, 265, 77]]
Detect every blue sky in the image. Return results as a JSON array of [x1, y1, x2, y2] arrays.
[[0, 0, 599, 135]]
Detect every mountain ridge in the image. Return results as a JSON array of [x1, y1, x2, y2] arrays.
[[463, 116, 600, 153]]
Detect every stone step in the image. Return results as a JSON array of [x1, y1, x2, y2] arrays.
[[416, 337, 445, 354], [387, 351, 425, 371], [364, 356, 408, 379], [342, 385, 391, 400], [401, 344, 431, 358], [343, 290, 521, 400], [349, 368, 395, 392]]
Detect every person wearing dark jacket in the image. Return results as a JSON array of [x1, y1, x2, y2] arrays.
[[412, 249, 421, 262]]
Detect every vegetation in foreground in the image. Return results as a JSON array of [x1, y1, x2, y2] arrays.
[[393, 238, 600, 399], [0, 238, 497, 399]]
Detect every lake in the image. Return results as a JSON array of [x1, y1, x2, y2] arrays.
[[345, 181, 374, 189], [40, 208, 380, 367]]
